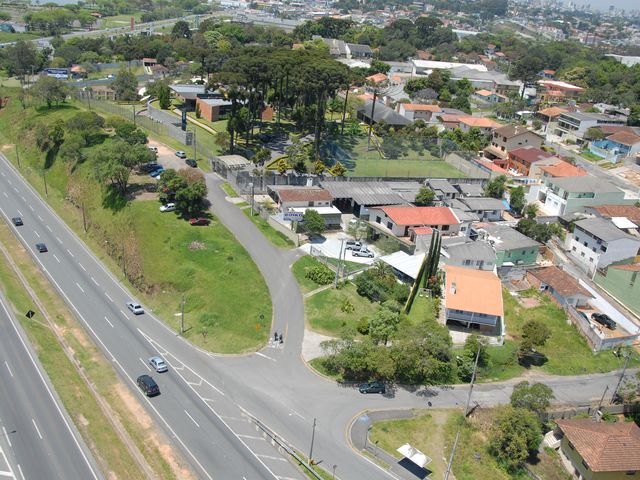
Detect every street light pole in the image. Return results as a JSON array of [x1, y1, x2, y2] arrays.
[[15, 145, 20, 168], [132, 103, 136, 126], [332, 465, 337, 479], [464, 346, 481, 417], [334, 237, 345, 288], [611, 352, 631, 403], [249, 182, 255, 216], [42, 169, 48, 197], [193, 128, 197, 161], [444, 430, 460, 480], [308, 418, 317, 464]]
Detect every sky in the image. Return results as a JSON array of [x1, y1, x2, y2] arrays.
[[566, 0, 640, 12]]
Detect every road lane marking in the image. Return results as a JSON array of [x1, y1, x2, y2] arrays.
[[31, 419, 43, 440], [1, 192, 6, 198], [17, 210, 22, 216], [120, 309, 128, 319], [255, 352, 276, 362], [104, 316, 114, 328], [2, 427, 11, 448], [105, 292, 113, 302], [52, 254, 61, 263], [33, 231, 40, 238], [46, 225, 52, 232], [17, 464, 24, 480], [37, 215, 43, 222], [78, 262, 86, 271], [20, 196, 26, 202], [7, 179, 11, 184], [184, 410, 200, 428], [4, 361, 13, 378], [237, 434, 264, 441], [56, 236, 62, 244], [91, 277, 99, 286], [139, 358, 151, 371], [256, 454, 287, 462], [75, 282, 85, 293], [66, 249, 74, 258], [28, 205, 33, 211]]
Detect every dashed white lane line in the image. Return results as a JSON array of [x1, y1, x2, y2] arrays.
[[105, 292, 113, 302], [104, 316, 114, 328], [139, 358, 151, 371], [46, 225, 52, 232], [17, 464, 24, 480], [37, 215, 43, 222], [4, 361, 13, 378], [75, 282, 84, 293], [78, 262, 86, 271], [184, 410, 200, 428], [20, 196, 26, 203], [16, 210, 22, 217], [66, 249, 74, 258], [91, 277, 99, 286], [33, 231, 40, 238], [237, 434, 264, 441], [119, 309, 128, 319], [28, 205, 33, 211], [255, 352, 276, 362], [55, 236, 62, 244], [31, 419, 43, 440], [52, 254, 61, 263], [1, 192, 6, 198], [2, 427, 11, 448]]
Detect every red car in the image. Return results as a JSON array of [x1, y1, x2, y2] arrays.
[[189, 217, 210, 226]]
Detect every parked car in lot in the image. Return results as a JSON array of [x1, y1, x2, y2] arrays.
[[149, 168, 165, 178], [189, 217, 210, 226], [359, 381, 385, 394], [591, 312, 617, 330], [136, 374, 160, 396], [148, 146, 158, 154], [12, 217, 23, 226], [35, 243, 48, 253], [160, 203, 176, 212], [175, 151, 187, 159], [345, 240, 362, 250], [149, 356, 168, 373], [140, 163, 161, 173], [352, 246, 374, 258], [126, 302, 144, 315], [185, 159, 197, 168]]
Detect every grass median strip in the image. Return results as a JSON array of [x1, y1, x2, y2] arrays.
[[0, 224, 188, 480]]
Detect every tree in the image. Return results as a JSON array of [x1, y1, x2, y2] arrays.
[[92, 141, 155, 194], [509, 186, 526, 216], [369, 307, 401, 345], [585, 127, 605, 140], [252, 148, 271, 166], [414, 186, 436, 206], [347, 218, 368, 241], [489, 406, 542, 472], [302, 209, 325, 236], [109, 119, 147, 145], [628, 105, 640, 127], [215, 131, 231, 152], [484, 174, 507, 199], [174, 169, 207, 216], [329, 161, 347, 177], [31, 76, 68, 108], [112, 68, 138, 102], [510, 381, 554, 415], [519, 319, 551, 358], [66, 111, 104, 145], [157, 82, 171, 110], [171, 20, 192, 39], [524, 203, 538, 219], [59, 133, 86, 165]]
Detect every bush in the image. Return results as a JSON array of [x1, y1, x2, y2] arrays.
[[356, 316, 370, 335], [340, 297, 355, 313], [305, 264, 334, 286]]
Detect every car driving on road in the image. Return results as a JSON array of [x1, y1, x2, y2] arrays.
[[35, 243, 48, 253], [12, 217, 23, 226], [149, 356, 168, 373], [359, 381, 385, 394], [137, 374, 160, 396], [126, 302, 144, 315]]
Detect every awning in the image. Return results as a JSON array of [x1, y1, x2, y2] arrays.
[[397, 444, 432, 469]]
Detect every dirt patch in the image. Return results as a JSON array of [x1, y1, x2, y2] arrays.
[[156, 442, 194, 480], [77, 414, 90, 428], [2, 143, 15, 150], [519, 297, 541, 308], [133, 191, 159, 201], [114, 384, 153, 430]]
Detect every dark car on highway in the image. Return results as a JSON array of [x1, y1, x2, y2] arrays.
[[185, 159, 197, 168], [137, 374, 160, 396], [35, 243, 48, 253], [359, 381, 385, 394], [12, 217, 23, 226]]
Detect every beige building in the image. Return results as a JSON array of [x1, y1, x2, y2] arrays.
[[555, 419, 640, 480], [484, 125, 544, 161]]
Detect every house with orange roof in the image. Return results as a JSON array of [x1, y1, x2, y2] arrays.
[[472, 89, 507, 104], [536, 106, 568, 124], [397, 103, 442, 122], [484, 125, 544, 162], [458, 116, 502, 134], [444, 265, 504, 336], [506, 146, 555, 176], [366, 72, 388, 84], [367, 205, 463, 238], [538, 160, 587, 179], [537, 79, 585, 103], [554, 419, 640, 480]]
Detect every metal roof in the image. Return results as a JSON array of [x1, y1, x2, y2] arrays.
[[574, 218, 637, 242], [461, 197, 506, 211], [480, 224, 541, 251], [320, 181, 418, 206]]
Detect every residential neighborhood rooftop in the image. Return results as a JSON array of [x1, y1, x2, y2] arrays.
[[276, 188, 333, 203], [509, 146, 554, 165], [589, 205, 640, 224], [380, 206, 459, 226], [574, 218, 636, 242], [320, 181, 418, 206], [528, 266, 593, 299], [461, 197, 506, 211], [444, 265, 503, 317], [547, 176, 621, 194], [479, 223, 541, 251], [555, 419, 640, 472], [538, 160, 587, 177]]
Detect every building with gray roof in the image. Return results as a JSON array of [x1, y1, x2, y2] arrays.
[[357, 100, 411, 127], [441, 239, 496, 271], [478, 223, 540, 267], [455, 183, 484, 197], [541, 176, 633, 216], [460, 197, 506, 221], [320, 180, 419, 218]]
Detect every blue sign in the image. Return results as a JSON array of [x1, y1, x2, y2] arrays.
[[44, 68, 69, 79], [284, 212, 304, 221]]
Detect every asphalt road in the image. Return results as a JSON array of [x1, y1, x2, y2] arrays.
[[0, 151, 635, 480], [0, 294, 102, 480]]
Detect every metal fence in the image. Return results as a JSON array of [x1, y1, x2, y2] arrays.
[[146, 102, 193, 145]]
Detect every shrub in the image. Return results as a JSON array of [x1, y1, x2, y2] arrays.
[[340, 297, 355, 313], [305, 264, 334, 285], [356, 316, 370, 335]]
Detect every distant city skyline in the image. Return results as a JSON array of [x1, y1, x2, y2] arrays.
[[565, 0, 639, 13]]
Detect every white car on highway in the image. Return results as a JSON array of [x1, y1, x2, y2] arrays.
[[126, 302, 144, 315], [160, 203, 176, 212]]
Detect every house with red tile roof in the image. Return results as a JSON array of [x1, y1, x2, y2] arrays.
[[366, 72, 388, 84], [506, 146, 555, 175], [472, 89, 507, 104], [585, 205, 640, 225], [397, 103, 442, 122], [527, 266, 593, 308], [538, 160, 587, 178], [555, 419, 640, 480], [368, 205, 462, 238]]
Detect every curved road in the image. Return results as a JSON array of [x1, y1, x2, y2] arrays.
[[0, 154, 633, 479]]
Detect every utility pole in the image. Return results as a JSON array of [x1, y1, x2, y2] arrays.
[[366, 88, 378, 151], [132, 103, 136, 126], [444, 430, 460, 480], [15, 145, 20, 168], [193, 129, 197, 162], [611, 352, 631, 403], [597, 385, 609, 418], [81, 203, 87, 232], [334, 238, 345, 288], [181, 295, 185, 334], [308, 418, 317, 464], [249, 182, 255, 216], [340, 87, 350, 135], [464, 346, 481, 417]]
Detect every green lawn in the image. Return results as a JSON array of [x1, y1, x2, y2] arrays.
[[292, 256, 329, 294], [100, 13, 143, 29], [0, 31, 39, 42], [481, 341, 525, 382], [221, 182, 239, 197], [578, 150, 603, 163], [501, 290, 639, 375], [407, 295, 436, 324], [305, 282, 379, 336], [243, 209, 295, 248], [0, 95, 271, 353], [350, 158, 466, 177]]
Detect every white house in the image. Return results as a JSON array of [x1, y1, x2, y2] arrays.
[[368, 206, 462, 238], [397, 103, 442, 122], [568, 218, 640, 275]]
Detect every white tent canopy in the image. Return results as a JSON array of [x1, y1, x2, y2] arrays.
[[397, 443, 432, 468]]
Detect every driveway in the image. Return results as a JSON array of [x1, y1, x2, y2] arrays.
[[298, 232, 378, 265], [149, 139, 190, 171]]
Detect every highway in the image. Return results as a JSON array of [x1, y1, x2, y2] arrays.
[[0, 151, 633, 480], [0, 294, 102, 480]]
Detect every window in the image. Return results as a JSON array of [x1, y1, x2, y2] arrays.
[[442, 225, 449, 231], [601, 246, 607, 252], [308, 201, 314, 207], [572, 246, 577, 252], [376, 216, 381, 224], [386, 222, 393, 230], [589, 257, 593, 262], [581, 252, 585, 257], [583, 242, 588, 247]]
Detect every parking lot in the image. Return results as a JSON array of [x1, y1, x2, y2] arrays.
[[148, 139, 191, 171], [298, 232, 378, 265]]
